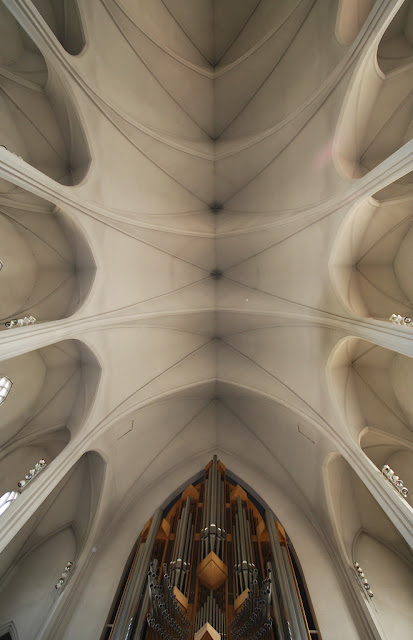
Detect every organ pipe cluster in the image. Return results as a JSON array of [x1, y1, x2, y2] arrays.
[[201, 455, 225, 560], [382, 464, 409, 499], [233, 496, 256, 595], [169, 496, 194, 592], [231, 566, 273, 640], [106, 462, 315, 640], [195, 591, 226, 638], [354, 562, 373, 598], [146, 562, 190, 640]]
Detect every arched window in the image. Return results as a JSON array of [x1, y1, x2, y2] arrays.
[[0, 377, 12, 405]]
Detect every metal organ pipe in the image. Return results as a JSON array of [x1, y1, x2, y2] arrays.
[[230, 565, 273, 640], [146, 562, 190, 640], [169, 496, 193, 594], [111, 507, 163, 640], [109, 461, 314, 640], [132, 560, 159, 640], [234, 496, 255, 593], [201, 455, 225, 561], [280, 546, 308, 640], [194, 591, 226, 639], [266, 509, 308, 640]]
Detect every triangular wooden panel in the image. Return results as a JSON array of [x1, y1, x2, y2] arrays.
[[194, 622, 221, 640], [230, 484, 248, 502], [173, 586, 188, 612], [182, 483, 200, 502], [234, 588, 249, 612]]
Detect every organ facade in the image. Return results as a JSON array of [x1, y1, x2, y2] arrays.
[[104, 457, 319, 640]]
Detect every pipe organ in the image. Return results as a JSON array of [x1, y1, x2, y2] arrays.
[[104, 457, 319, 640]]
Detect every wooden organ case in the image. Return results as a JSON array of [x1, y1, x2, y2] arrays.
[[104, 457, 321, 640]]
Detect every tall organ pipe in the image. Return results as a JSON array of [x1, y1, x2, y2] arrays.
[[266, 509, 309, 640], [170, 496, 193, 592], [111, 507, 163, 640], [131, 559, 159, 640], [202, 455, 225, 560], [281, 546, 309, 640]]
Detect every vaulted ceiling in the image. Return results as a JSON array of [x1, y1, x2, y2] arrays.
[[0, 1, 413, 639]]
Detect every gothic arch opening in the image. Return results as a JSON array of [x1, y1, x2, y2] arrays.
[[0, 185, 96, 324], [330, 188, 413, 320], [102, 456, 320, 640], [377, 0, 413, 73], [31, 0, 85, 56], [360, 429, 413, 509], [0, 451, 105, 640], [325, 454, 413, 640], [0, 339, 101, 450], [335, 0, 376, 45], [0, 3, 90, 185], [328, 336, 413, 444], [334, 2, 413, 179]]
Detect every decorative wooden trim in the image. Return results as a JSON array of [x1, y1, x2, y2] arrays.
[[256, 520, 266, 540], [160, 518, 170, 538], [140, 518, 151, 542], [234, 588, 249, 612], [230, 484, 248, 503], [182, 484, 200, 502], [197, 551, 228, 590], [276, 521, 288, 546], [194, 622, 221, 640], [173, 586, 188, 613]]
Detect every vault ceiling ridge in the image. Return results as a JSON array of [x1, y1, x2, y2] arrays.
[[0, 151, 211, 227], [102, 0, 216, 78]]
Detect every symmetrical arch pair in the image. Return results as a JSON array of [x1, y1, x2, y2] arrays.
[[332, 0, 413, 321], [0, 0, 96, 327], [0, 334, 105, 639]]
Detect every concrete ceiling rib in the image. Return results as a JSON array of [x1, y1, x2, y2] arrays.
[[0, 1, 412, 640]]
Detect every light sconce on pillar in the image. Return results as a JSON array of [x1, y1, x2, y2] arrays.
[[0, 459, 47, 518], [17, 459, 47, 491], [5, 316, 36, 329], [382, 465, 409, 499], [55, 561, 74, 590], [390, 314, 413, 327], [354, 562, 373, 598]]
